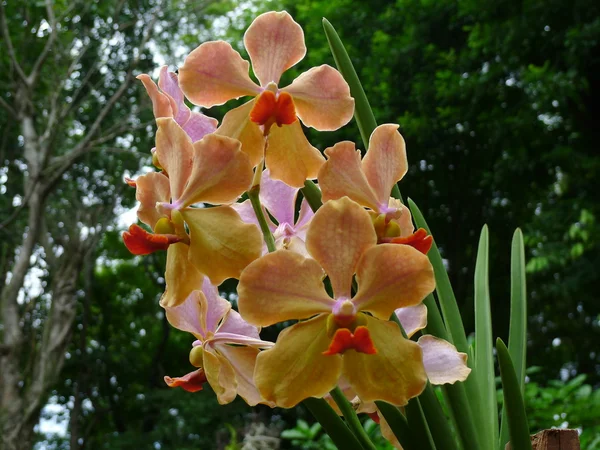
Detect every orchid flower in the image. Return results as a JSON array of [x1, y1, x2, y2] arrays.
[[123, 118, 262, 292], [318, 124, 432, 252], [138, 66, 217, 142], [163, 277, 274, 406], [237, 197, 435, 408], [233, 169, 314, 255], [178, 11, 355, 187]]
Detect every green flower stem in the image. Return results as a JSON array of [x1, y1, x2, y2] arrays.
[[304, 397, 365, 450], [330, 386, 377, 450], [248, 185, 276, 253], [301, 179, 323, 212]]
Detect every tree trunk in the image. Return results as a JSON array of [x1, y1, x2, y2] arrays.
[[506, 429, 581, 450]]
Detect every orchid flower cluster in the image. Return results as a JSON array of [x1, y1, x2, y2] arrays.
[[123, 11, 472, 447]]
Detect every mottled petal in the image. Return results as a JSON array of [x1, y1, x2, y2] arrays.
[[254, 315, 342, 408], [260, 169, 298, 226], [181, 111, 218, 143], [418, 335, 471, 385], [343, 316, 427, 405], [157, 66, 190, 124], [306, 197, 376, 299], [179, 41, 261, 107], [362, 124, 408, 206], [283, 65, 354, 131], [137, 73, 173, 118], [122, 224, 180, 255], [217, 308, 261, 340], [177, 134, 253, 207], [318, 142, 379, 210], [216, 100, 265, 167], [243, 11, 306, 86], [352, 244, 435, 320], [238, 250, 333, 326], [163, 290, 206, 337], [395, 304, 428, 338], [164, 368, 207, 393], [160, 242, 204, 308], [266, 120, 325, 188], [155, 118, 193, 201], [203, 345, 238, 404], [134, 172, 170, 228], [181, 206, 262, 286]]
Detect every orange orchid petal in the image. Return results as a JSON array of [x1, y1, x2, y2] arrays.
[[323, 326, 377, 356], [177, 134, 253, 207], [160, 242, 204, 308], [134, 172, 170, 228], [243, 11, 306, 86], [282, 65, 354, 131], [352, 244, 435, 320], [343, 316, 427, 406], [265, 120, 325, 188], [378, 411, 404, 449], [181, 206, 262, 286], [318, 142, 379, 210], [122, 224, 180, 255], [164, 368, 207, 393], [203, 345, 238, 405], [216, 100, 265, 167], [155, 118, 194, 201], [137, 73, 173, 118], [306, 197, 376, 299], [179, 41, 261, 108], [238, 250, 333, 327], [362, 124, 408, 206], [389, 228, 433, 254], [254, 315, 342, 408]]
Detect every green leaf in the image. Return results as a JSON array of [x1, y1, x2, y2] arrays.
[[405, 398, 437, 450], [413, 385, 454, 450], [500, 229, 528, 449], [473, 225, 498, 449], [375, 401, 417, 450], [496, 339, 532, 450], [302, 179, 323, 212], [303, 398, 364, 450]]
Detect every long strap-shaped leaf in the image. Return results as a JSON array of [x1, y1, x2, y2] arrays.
[[496, 339, 532, 450], [304, 398, 365, 450], [473, 225, 498, 450], [500, 229, 528, 449]]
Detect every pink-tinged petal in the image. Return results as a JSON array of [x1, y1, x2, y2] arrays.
[[160, 243, 204, 308], [282, 65, 354, 131], [122, 224, 180, 255], [137, 73, 173, 118], [179, 41, 260, 108], [362, 124, 407, 206], [318, 142, 379, 210], [163, 290, 205, 338], [306, 197, 376, 299], [217, 308, 261, 341], [395, 304, 428, 338], [266, 120, 325, 188], [231, 199, 274, 232], [155, 118, 193, 201], [157, 66, 189, 124], [259, 169, 298, 226], [254, 315, 342, 408], [295, 198, 314, 231], [418, 335, 471, 385], [134, 172, 170, 229], [181, 111, 218, 143], [177, 134, 253, 207], [243, 11, 306, 87], [238, 250, 333, 326], [216, 100, 264, 167], [203, 345, 238, 404], [181, 206, 262, 286], [213, 343, 272, 406], [164, 368, 207, 393], [200, 277, 232, 334], [343, 316, 427, 406], [352, 244, 435, 320]]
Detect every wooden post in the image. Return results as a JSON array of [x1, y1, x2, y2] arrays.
[[506, 429, 581, 450]]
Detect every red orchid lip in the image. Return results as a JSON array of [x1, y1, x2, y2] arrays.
[[122, 224, 181, 255], [164, 368, 207, 393], [388, 228, 433, 255], [323, 326, 377, 356]]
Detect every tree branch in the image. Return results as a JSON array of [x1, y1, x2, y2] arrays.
[[0, 96, 16, 116], [0, 1, 28, 85], [28, 0, 58, 87]]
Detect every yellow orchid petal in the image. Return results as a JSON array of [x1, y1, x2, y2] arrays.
[[155, 118, 193, 201], [179, 41, 261, 108], [254, 315, 342, 408], [177, 134, 253, 207], [266, 120, 325, 188], [243, 11, 306, 87], [362, 124, 408, 206], [203, 345, 238, 405], [216, 100, 265, 167], [160, 243, 204, 308], [282, 65, 354, 131], [134, 172, 170, 229], [306, 197, 376, 299], [318, 142, 380, 210], [352, 244, 435, 320], [238, 250, 333, 326], [181, 206, 262, 286], [343, 316, 427, 406], [137, 73, 173, 118]]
